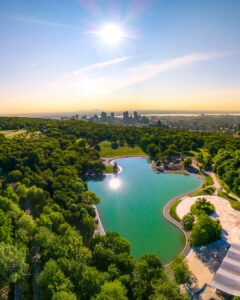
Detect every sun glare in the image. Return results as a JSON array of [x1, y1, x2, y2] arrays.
[[99, 24, 123, 45], [109, 177, 121, 189]]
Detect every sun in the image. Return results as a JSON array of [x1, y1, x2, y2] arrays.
[[99, 24, 123, 45]]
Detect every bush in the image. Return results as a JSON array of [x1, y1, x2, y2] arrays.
[[181, 213, 195, 231], [170, 254, 192, 284], [190, 198, 215, 216], [184, 157, 192, 169], [8, 170, 23, 182], [190, 186, 215, 196], [190, 214, 221, 246]]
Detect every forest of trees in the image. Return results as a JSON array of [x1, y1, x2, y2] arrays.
[[0, 116, 240, 299]]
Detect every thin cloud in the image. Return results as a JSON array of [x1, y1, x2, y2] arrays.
[[4, 14, 77, 29], [64, 56, 133, 77], [51, 51, 232, 97]]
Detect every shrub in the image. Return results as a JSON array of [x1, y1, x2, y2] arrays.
[[184, 157, 192, 169], [181, 213, 195, 231], [190, 198, 215, 216], [190, 214, 221, 246], [170, 254, 192, 284], [190, 186, 215, 196]]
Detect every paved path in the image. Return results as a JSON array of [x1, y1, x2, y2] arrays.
[[163, 175, 204, 265], [92, 205, 105, 236]]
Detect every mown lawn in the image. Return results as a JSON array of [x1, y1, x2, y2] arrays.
[[100, 145, 146, 158], [202, 174, 214, 188], [169, 199, 182, 222], [104, 165, 115, 173], [190, 186, 215, 196]]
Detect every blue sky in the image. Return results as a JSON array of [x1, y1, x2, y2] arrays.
[[0, 0, 240, 113]]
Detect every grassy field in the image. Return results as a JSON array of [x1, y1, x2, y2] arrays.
[[190, 186, 215, 196], [169, 199, 182, 222], [202, 174, 214, 188], [100, 141, 146, 158], [104, 165, 115, 173], [0, 129, 26, 138]]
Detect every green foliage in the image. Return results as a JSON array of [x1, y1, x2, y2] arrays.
[[190, 214, 222, 246], [0, 209, 13, 244], [170, 255, 192, 284], [190, 186, 215, 196], [104, 165, 115, 173], [169, 199, 182, 222], [38, 259, 73, 299], [218, 191, 240, 210], [181, 213, 195, 231], [2, 117, 239, 299], [0, 242, 28, 289], [52, 291, 77, 300], [202, 175, 214, 187], [94, 280, 127, 300], [190, 198, 215, 216], [184, 157, 192, 169], [8, 170, 23, 182], [151, 280, 190, 300], [132, 254, 164, 299]]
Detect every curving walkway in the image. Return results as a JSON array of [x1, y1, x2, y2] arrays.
[[163, 175, 204, 263]]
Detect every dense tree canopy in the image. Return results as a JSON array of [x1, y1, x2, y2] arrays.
[[0, 116, 239, 299]]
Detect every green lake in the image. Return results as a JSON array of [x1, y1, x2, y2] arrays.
[[89, 158, 201, 264]]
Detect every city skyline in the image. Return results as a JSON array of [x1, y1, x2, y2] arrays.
[[1, 0, 240, 114]]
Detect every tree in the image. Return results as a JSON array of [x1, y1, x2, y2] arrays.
[[8, 170, 23, 182], [82, 191, 100, 205], [132, 254, 163, 299], [0, 242, 28, 289], [0, 209, 13, 244], [181, 213, 195, 231], [190, 198, 215, 216], [190, 214, 221, 246], [151, 280, 190, 300], [170, 255, 191, 284], [94, 280, 127, 300], [38, 259, 73, 300], [52, 291, 77, 300], [183, 157, 192, 169]]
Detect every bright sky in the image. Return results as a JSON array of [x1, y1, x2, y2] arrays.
[[0, 0, 240, 114]]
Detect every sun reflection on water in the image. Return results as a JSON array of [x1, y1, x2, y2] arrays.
[[109, 177, 121, 189]]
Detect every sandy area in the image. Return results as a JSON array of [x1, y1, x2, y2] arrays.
[[187, 250, 214, 288], [176, 195, 240, 244]]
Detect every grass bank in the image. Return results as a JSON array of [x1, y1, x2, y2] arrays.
[[218, 191, 240, 211], [169, 199, 182, 222], [190, 186, 215, 196]]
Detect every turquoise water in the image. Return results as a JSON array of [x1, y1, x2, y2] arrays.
[[89, 158, 201, 264]]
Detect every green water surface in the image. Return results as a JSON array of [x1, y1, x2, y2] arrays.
[[89, 158, 201, 264]]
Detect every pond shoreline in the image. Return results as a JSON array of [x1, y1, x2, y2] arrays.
[[94, 156, 204, 263], [163, 175, 204, 266]]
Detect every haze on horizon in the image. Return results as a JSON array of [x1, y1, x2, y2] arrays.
[[0, 0, 240, 114]]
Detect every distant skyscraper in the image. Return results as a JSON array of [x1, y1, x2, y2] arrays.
[[75, 114, 79, 120], [101, 111, 107, 122], [111, 112, 115, 119], [133, 111, 138, 119], [123, 111, 129, 122]]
